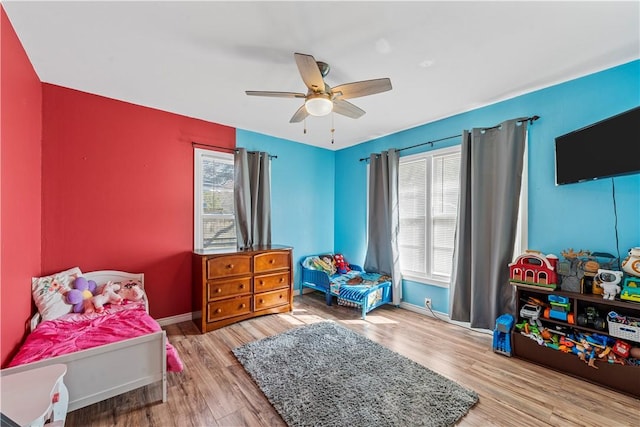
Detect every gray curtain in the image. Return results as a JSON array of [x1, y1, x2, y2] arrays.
[[449, 119, 528, 329], [364, 149, 402, 305], [234, 148, 271, 249]]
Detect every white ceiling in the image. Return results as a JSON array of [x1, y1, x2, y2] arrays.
[[4, 1, 639, 150]]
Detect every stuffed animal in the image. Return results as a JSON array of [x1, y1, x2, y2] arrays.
[[90, 282, 123, 313], [64, 276, 98, 313], [117, 280, 146, 303], [334, 254, 351, 275]]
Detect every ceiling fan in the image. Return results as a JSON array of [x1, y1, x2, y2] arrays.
[[246, 52, 392, 123]]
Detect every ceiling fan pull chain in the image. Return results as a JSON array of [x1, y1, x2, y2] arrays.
[[331, 113, 335, 144], [303, 117, 307, 134]]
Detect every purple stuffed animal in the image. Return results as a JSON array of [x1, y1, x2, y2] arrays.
[[64, 276, 97, 313]]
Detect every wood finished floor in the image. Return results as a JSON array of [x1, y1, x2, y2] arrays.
[[66, 292, 640, 427]]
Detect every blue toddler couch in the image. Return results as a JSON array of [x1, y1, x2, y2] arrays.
[[300, 254, 392, 319]]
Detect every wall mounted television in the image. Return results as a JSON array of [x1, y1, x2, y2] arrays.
[[555, 106, 640, 185]]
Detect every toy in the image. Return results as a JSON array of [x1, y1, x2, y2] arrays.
[[509, 250, 558, 289], [557, 249, 618, 294], [565, 333, 603, 368], [493, 313, 515, 356], [612, 340, 631, 358], [621, 247, 640, 277], [577, 307, 606, 330], [543, 294, 575, 324], [621, 277, 640, 302], [594, 269, 623, 300], [520, 303, 543, 327], [64, 276, 97, 313], [557, 249, 589, 292], [90, 282, 123, 313], [117, 280, 145, 302], [333, 254, 350, 275]]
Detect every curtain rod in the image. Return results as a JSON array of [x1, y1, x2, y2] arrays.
[[191, 142, 277, 159], [359, 115, 540, 162]]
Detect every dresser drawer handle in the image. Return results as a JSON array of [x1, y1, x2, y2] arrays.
[[269, 259, 275, 264], [240, 303, 246, 309], [239, 284, 245, 289], [259, 299, 264, 304], [259, 280, 264, 285], [216, 288, 222, 293], [215, 308, 222, 314], [279, 277, 284, 282], [226, 264, 234, 269], [279, 294, 283, 299]]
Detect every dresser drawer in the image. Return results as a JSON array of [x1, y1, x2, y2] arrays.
[[254, 251, 290, 273], [254, 288, 290, 311], [254, 272, 290, 293], [207, 255, 252, 279], [207, 296, 252, 322], [207, 278, 252, 301]]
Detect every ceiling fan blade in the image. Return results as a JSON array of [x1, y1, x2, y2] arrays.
[[294, 52, 325, 93], [332, 78, 392, 100], [246, 90, 306, 98], [290, 105, 309, 123], [332, 99, 365, 119]]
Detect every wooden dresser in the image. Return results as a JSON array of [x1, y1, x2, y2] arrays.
[[192, 245, 293, 333]]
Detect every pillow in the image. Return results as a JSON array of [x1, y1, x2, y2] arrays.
[[32, 267, 83, 321], [303, 255, 337, 276]]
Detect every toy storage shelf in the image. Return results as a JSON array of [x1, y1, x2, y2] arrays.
[[511, 283, 640, 398]]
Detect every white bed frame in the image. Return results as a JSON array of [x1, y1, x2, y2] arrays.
[[1, 271, 167, 412]]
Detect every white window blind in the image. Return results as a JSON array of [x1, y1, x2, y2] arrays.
[[194, 149, 237, 250], [398, 146, 461, 286]]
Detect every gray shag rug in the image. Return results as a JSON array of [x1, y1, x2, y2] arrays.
[[232, 321, 478, 427]]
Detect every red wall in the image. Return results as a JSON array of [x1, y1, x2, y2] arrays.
[[41, 85, 235, 320], [1, 6, 43, 366]]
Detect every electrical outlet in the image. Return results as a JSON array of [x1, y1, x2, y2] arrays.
[[424, 298, 432, 308]]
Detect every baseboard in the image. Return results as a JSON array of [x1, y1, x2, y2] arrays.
[[398, 302, 492, 336], [297, 287, 315, 295], [155, 301, 492, 336], [156, 312, 192, 327], [399, 301, 450, 321]]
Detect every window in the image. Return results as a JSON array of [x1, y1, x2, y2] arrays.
[[398, 146, 461, 287], [194, 148, 236, 250]]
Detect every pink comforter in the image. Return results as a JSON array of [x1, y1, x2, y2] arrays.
[[9, 303, 183, 372]]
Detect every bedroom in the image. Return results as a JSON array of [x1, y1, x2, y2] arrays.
[[1, 1, 639, 426]]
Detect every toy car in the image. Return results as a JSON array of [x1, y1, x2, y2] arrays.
[[520, 303, 542, 326]]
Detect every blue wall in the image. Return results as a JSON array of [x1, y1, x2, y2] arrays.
[[334, 60, 640, 314], [236, 129, 335, 287]]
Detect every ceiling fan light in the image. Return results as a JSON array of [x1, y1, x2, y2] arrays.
[[305, 94, 333, 116]]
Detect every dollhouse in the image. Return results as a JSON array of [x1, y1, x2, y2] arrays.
[[509, 250, 559, 289]]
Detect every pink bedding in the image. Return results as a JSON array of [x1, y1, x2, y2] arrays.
[[9, 302, 183, 372]]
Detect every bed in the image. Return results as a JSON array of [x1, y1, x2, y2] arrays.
[[1, 270, 183, 413], [300, 255, 392, 319]]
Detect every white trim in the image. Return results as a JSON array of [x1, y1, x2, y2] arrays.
[[156, 312, 193, 327], [194, 148, 204, 250], [398, 145, 461, 287], [511, 129, 529, 259], [399, 302, 492, 335], [401, 274, 450, 288], [399, 301, 449, 320], [400, 144, 461, 162], [193, 148, 235, 250]]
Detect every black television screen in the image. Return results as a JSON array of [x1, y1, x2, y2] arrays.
[[555, 106, 640, 185]]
